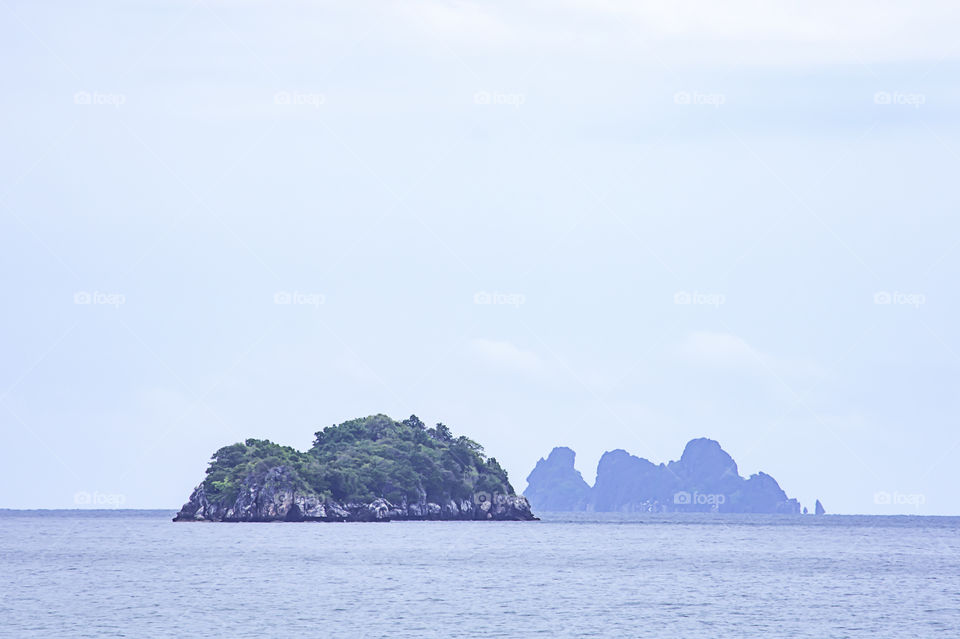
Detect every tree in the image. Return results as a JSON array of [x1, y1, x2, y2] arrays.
[[429, 422, 453, 442], [402, 414, 426, 430]]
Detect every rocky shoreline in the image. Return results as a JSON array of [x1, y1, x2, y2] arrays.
[[174, 466, 537, 522]]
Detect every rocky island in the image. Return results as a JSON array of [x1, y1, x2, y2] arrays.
[[524, 438, 802, 514], [174, 414, 536, 522]]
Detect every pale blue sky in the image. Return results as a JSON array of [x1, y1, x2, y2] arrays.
[[2, 1, 959, 514]]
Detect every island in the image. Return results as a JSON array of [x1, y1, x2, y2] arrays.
[[174, 414, 537, 522], [524, 438, 803, 514]]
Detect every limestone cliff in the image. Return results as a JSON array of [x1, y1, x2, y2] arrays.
[[524, 438, 801, 514]]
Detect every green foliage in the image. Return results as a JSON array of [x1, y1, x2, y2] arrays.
[[401, 414, 426, 430], [202, 439, 313, 503], [202, 414, 515, 506], [428, 422, 453, 443]]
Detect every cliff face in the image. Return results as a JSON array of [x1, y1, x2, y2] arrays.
[[592, 449, 673, 512], [524, 438, 801, 514], [523, 447, 591, 511], [174, 466, 536, 522]]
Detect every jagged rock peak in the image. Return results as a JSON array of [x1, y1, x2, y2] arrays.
[[544, 446, 577, 466], [677, 437, 739, 476], [524, 438, 802, 515], [524, 446, 591, 512]]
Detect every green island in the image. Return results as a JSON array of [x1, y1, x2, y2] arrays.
[[174, 414, 537, 522]]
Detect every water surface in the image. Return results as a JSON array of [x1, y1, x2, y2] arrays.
[[1, 510, 957, 638]]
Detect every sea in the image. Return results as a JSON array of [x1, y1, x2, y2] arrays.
[[1, 510, 957, 638]]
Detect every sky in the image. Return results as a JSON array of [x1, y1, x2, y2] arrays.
[[1, 0, 959, 514]]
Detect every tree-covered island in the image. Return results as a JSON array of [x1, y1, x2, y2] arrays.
[[173, 414, 537, 522]]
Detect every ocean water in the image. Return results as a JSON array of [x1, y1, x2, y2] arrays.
[[1, 511, 957, 638]]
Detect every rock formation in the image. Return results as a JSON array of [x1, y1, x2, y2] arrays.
[[524, 438, 801, 514], [174, 469, 535, 522], [523, 447, 591, 511]]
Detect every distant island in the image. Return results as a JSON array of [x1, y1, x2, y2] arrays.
[[524, 439, 807, 514], [174, 414, 536, 522]]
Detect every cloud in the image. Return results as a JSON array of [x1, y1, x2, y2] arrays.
[[681, 331, 761, 368], [396, 0, 959, 65], [468, 338, 546, 376], [680, 331, 824, 381], [396, 1, 516, 44]]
